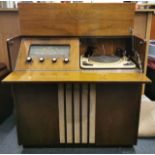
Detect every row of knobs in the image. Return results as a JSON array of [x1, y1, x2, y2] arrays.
[[26, 57, 69, 63]]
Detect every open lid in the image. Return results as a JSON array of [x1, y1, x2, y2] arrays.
[[18, 3, 135, 36]]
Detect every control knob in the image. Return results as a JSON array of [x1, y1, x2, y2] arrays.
[[52, 58, 57, 63], [26, 56, 32, 63], [39, 57, 44, 63], [64, 58, 69, 63]]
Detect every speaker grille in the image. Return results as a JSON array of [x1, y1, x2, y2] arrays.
[[58, 83, 96, 144]]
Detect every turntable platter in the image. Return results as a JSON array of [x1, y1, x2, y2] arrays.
[[89, 56, 121, 63], [80, 55, 136, 69]]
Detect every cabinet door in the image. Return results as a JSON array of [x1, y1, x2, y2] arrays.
[[95, 83, 141, 146], [13, 83, 59, 146]]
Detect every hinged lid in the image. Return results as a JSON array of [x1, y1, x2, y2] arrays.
[[18, 3, 135, 36]]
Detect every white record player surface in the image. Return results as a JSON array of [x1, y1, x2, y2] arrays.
[[80, 55, 136, 69]]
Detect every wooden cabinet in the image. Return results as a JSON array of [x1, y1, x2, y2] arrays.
[[2, 3, 150, 147]]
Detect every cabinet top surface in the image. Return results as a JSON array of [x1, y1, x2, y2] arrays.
[[2, 71, 150, 83]]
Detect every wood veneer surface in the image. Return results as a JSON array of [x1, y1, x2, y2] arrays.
[[150, 14, 155, 39], [133, 12, 147, 39], [96, 83, 141, 145], [19, 3, 135, 36], [14, 83, 59, 146], [3, 71, 150, 83], [0, 12, 19, 67], [15, 38, 80, 70]]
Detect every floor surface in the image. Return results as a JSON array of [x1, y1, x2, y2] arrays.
[[0, 115, 155, 154]]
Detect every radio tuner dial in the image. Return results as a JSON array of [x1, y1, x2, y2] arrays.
[[26, 56, 32, 63], [39, 57, 44, 63], [64, 58, 69, 63], [52, 58, 57, 63]]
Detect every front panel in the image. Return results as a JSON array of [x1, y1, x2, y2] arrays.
[[14, 83, 59, 146], [15, 38, 80, 70], [96, 83, 141, 145]]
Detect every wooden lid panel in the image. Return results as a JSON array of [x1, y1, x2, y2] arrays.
[[19, 3, 135, 36]]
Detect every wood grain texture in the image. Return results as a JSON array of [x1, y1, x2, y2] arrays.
[[0, 11, 19, 67], [96, 83, 142, 146], [150, 14, 155, 39], [58, 84, 65, 143], [66, 84, 73, 143], [18, 3, 135, 36], [133, 12, 147, 39], [7, 36, 21, 71], [15, 38, 80, 70], [2, 71, 150, 83], [89, 84, 96, 144], [81, 84, 88, 143], [13, 83, 59, 146], [73, 84, 80, 143], [80, 37, 128, 56]]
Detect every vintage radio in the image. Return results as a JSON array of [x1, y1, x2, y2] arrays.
[[3, 3, 150, 147]]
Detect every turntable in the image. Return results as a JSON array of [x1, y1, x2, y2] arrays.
[[80, 55, 136, 69], [80, 45, 136, 69]]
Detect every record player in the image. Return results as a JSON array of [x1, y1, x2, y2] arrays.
[[81, 56, 136, 69], [80, 42, 136, 69], [81, 55, 136, 69]]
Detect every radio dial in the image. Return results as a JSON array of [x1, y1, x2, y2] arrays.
[[26, 56, 32, 63], [52, 58, 57, 63], [64, 58, 69, 63], [39, 57, 44, 63]]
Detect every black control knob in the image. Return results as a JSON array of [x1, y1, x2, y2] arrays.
[[52, 58, 57, 63], [39, 57, 44, 63], [64, 58, 69, 63], [26, 56, 32, 63]]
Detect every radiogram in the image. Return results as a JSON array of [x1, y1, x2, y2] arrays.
[[3, 3, 150, 147]]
